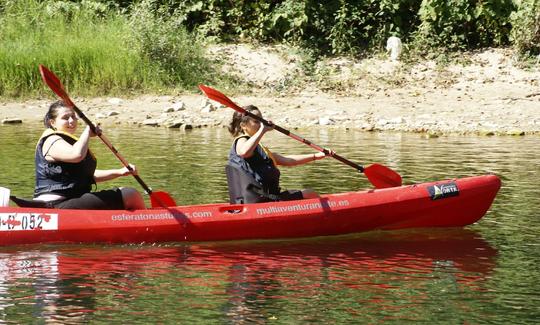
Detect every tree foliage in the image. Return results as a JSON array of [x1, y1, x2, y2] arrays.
[[45, 0, 536, 57], [510, 0, 540, 56]]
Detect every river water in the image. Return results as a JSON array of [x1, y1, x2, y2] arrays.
[[0, 123, 538, 323]]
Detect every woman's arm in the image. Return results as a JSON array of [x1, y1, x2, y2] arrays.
[[235, 123, 273, 158], [273, 151, 328, 167], [43, 126, 93, 163], [94, 165, 137, 183]]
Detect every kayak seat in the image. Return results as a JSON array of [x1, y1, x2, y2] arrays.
[[10, 196, 52, 208], [225, 164, 279, 204]]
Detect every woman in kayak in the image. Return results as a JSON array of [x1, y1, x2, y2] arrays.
[[227, 105, 332, 204], [33, 100, 145, 210]]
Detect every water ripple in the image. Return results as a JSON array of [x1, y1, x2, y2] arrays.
[[1, 125, 539, 323]]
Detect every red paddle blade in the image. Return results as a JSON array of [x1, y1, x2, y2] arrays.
[[364, 163, 402, 188], [39, 64, 75, 107], [199, 84, 244, 112], [150, 191, 177, 208]]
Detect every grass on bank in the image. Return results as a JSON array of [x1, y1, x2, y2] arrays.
[[0, 0, 229, 99]]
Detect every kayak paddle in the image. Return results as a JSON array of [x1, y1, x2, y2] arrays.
[[39, 64, 177, 208], [199, 84, 402, 189]]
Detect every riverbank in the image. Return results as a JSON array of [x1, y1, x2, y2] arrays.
[[1, 46, 539, 136]]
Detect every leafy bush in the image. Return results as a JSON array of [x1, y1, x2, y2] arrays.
[[139, 0, 420, 56], [327, 0, 421, 55], [86, 0, 528, 57], [413, 0, 514, 54], [127, 0, 216, 89], [510, 0, 540, 56]]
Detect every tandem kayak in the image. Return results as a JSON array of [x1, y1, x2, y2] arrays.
[[0, 174, 501, 246]]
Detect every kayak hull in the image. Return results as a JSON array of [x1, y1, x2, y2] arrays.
[[0, 175, 501, 246]]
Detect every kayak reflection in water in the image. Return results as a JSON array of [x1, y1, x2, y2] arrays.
[[32, 100, 145, 210], [226, 105, 333, 204]]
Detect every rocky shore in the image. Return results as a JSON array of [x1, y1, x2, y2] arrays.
[[1, 46, 539, 136]]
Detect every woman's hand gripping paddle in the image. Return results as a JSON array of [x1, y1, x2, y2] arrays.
[[39, 64, 177, 208], [198, 84, 402, 189]]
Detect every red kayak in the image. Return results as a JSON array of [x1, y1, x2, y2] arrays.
[[0, 175, 500, 246]]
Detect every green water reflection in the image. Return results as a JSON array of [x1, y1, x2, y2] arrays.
[[0, 123, 539, 323]]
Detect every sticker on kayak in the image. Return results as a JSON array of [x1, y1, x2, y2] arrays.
[[0, 213, 58, 231], [427, 182, 459, 200]]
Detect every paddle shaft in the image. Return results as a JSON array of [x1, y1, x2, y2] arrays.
[[71, 105, 155, 194], [237, 108, 365, 173]]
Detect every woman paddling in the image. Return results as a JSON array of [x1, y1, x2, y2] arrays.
[[33, 100, 145, 210], [227, 105, 332, 204]]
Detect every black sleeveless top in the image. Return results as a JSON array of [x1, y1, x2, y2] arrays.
[[34, 130, 97, 198], [228, 136, 281, 194]]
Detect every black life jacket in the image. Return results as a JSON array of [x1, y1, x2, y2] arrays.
[[225, 164, 280, 204], [34, 129, 97, 198], [227, 136, 281, 204]]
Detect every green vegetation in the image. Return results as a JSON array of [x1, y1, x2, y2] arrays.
[[147, 0, 536, 56], [412, 0, 515, 55], [0, 0, 222, 98], [0, 0, 538, 98], [510, 0, 540, 58]]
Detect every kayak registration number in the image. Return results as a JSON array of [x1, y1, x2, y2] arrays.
[[0, 213, 58, 231]]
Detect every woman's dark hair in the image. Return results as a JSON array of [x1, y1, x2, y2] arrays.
[[228, 105, 260, 137], [43, 100, 68, 129]]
